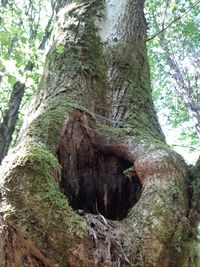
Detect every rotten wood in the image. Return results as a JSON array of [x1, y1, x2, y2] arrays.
[[57, 111, 142, 220], [0, 215, 52, 267]]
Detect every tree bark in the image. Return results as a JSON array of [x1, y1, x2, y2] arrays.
[[0, 81, 25, 163], [0, 1, 198, 266]]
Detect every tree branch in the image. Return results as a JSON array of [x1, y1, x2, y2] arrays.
[[172, 144, 200, 152], [147, 0, 200, 42]]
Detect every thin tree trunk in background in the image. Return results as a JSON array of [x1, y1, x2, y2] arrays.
[[0, 1, 198, 266], [161, 36, 200, 136], [153, 15, 200, 136], [0, 81, 25, 162], [0, 1, 65, 164]]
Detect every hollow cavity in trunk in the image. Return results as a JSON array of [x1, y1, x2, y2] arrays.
[[57, 111, 142, 220]]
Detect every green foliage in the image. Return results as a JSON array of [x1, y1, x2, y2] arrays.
[[0, 0, 54, 141], [145, 0, 200, 163]]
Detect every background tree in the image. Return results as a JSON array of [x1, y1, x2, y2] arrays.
[[0, 0, 60, 163], [0, 0, 199, 266], [146, 0, 200, 162]]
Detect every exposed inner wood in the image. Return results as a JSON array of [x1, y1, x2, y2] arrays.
[[57, 111, 142, 220], [0, 215, 52, 267]]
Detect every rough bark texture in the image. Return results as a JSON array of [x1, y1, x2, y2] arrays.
[[0, 215, 52, 267], [0, 0, 198, 266]]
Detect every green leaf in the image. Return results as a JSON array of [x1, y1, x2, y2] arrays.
[[21, 37, 27, 44], [8, 75, 17, 86], [0, 31, 10, 46], [14, 52, 24, 67], [56, 44, 65, 54]]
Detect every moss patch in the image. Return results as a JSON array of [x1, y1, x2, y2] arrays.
[[29, 95, 73, 150], [3, 141, 85, 265]]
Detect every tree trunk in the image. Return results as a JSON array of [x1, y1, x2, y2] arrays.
[[0, 1, 198, 266], [0, 81, 25, 163]]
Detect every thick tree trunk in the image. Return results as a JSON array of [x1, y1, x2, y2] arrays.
[[0, 1, 198, 266]]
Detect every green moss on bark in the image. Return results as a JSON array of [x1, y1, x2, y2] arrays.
[[106, 41, 165, 142], [3, 141, 85, 265], [45, 0, 108, 114], [29, 95, 73, 150]]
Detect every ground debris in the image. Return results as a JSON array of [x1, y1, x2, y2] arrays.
[[85, 213, 135, 266]]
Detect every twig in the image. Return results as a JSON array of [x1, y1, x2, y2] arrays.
[[172, 144, 200, 151], [161, 0, 170, 30], [147, 0, 200, 42], [0, 107, 5, 119], [115, 240, 130, 264]]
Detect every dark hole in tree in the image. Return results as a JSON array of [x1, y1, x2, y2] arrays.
[[57, 112, 142, 221]]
